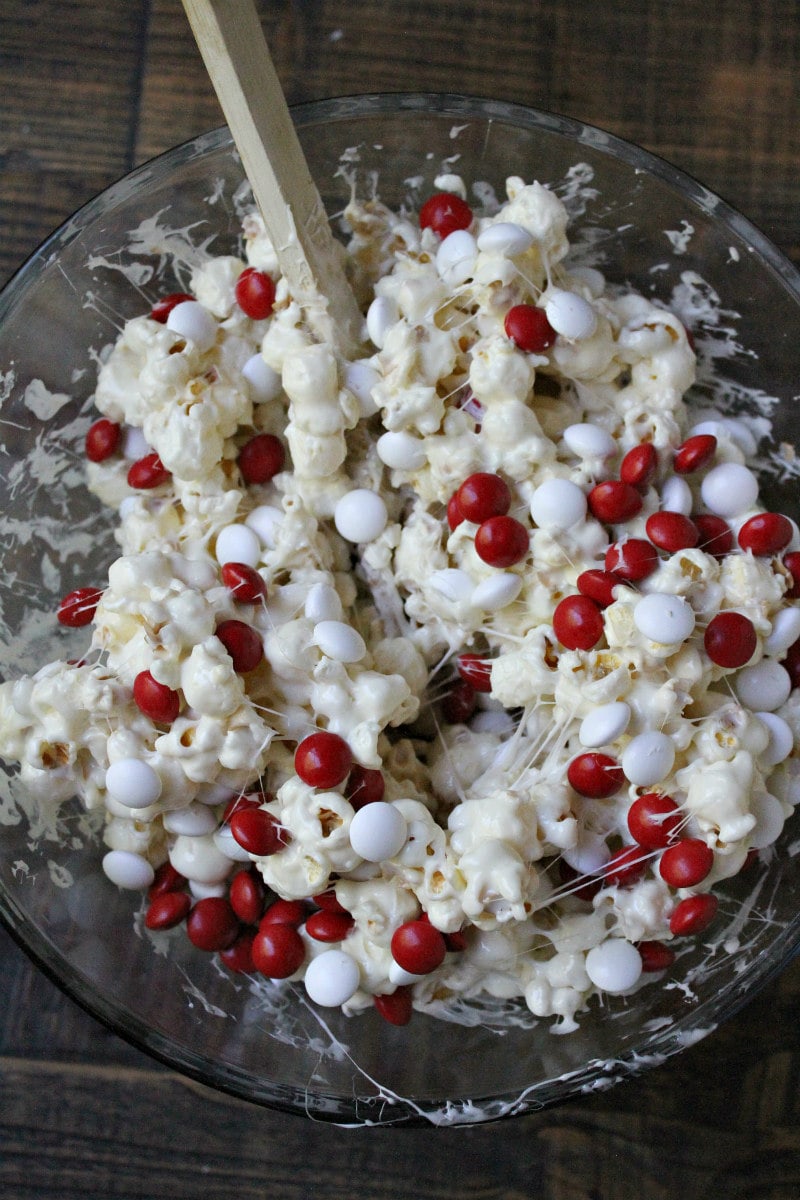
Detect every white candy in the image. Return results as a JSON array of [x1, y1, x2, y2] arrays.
[[567, 266, 606, 297], [344, 360, 381, 417], [756, 712, 795, 768], [735, 660, 792, 712], [476, 221, 534, 257], [212, 824, 253, 863], [334, 489, 388, 543], [166, 300, 217, 353], [105, 758, 162, 810], [749, 792, 786, 849], [195, 781, 236, 807], [700, 463, 759, 517], [245, 505, 283, 548], [304, 582, 342, 623], [660, 475, 693, 517], [349, 802, 408, 862], [563, 422, 617, 460], [366, 295, 398, 349], [634, 593, 695, 644], [544, 289, 597, 339], [162, 804, 219, 836], [621, 731, 676, 786], [765, 607, 800, 655], [470, 709, 516, 735], [529, 478, 588, 531], [470, 573, 522, 612], [690, 417, 758, 459], [171, 554, 217, 591], [170, 832, 233, 882], [215, 522, 261, 567], [242, 354, 281, 402], [429, 569, 474, 604], [585, 939, 643, 994], [579, 702, 631, 748], [121, 426, 150, 460], [102, 849, 155, 891], [189, 879, 228, 899], [436, 229, 478, 287], [376, 430, 427, 471], [304, 950, 361, 1007], [562, 833, 610, 876], [388, 961, 427, 986], [312, 620, 366, 663]]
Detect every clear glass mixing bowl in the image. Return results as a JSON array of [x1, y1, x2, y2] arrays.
[[1, 93, 799, 1126]]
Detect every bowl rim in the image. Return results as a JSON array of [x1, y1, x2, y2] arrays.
[[2, 90, 800, 1126]]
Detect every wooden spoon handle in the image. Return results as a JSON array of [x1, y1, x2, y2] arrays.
[[181, 0, 363, 358]]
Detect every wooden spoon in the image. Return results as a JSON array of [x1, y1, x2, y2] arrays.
[[181, 0, 363, 358]]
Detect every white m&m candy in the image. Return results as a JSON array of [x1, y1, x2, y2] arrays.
[[166, 300, 217, 353], [304, 582, 342, 623], [366, 295, 398, 349], [563, 423, 617, 460], [312, 620, 366, 663], [544, 289, 597, 340], [735, 660, 792, 712], [530, 478, 588, 531], [436, 229, 478, 287], [700, 463, 759, 517], [349, 802, 408, 862], [304, 950, 361, 1007], [344, 360, 380, 417], [215, 522, 261, 567], [765, 607, 800, 655], [102, 849, 155, 891], [579, 702, 631, 748], [634, 593, 695, 644], [660, 475, 693, 517], [585, 939, 643, 993], [334, 489, 388, 543], [105, 758, 162, 809], [621, 731, 675, 786], [242, 354, 281, 402], [376, 430, 426, 471], [476, 222, 534, 257], [470, 573, 522, 612]]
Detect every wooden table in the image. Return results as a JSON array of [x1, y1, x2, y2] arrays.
[[2, 2, 800, 1196]]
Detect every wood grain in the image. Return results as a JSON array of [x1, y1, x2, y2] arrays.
[[2, 1, 800, 1195]]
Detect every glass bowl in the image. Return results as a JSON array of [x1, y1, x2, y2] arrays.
[[1, 93, 799, 1127]]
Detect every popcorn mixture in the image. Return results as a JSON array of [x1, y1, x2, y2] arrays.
[[2, 172, 799, 1031]]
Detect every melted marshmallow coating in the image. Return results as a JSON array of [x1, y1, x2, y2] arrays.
[[1, 171, 798, 1033]]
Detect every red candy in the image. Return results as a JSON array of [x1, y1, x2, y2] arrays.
[[234, 268, 276, 320], [237, 433, 285, 484], [503, 304, 557, 352], [457, 654, 494, 692], [441, 678, 477, 724], [215, 619, 263, 672], [148, 862, 187, 898], [221, 562, 267, 603], [132, 670, 180, 724], [57, 586, 103, 627], [620, 444, 657, 488], [186, 898, 240, 952], [345, 765, 385, 810], [605, 538, 659, 582], [144, 891, 192, 930], [305, 910, 354, 942], [260, 899, 307, 927], [150, 292, 194, 324], [703, 611, 757, 669], [783, 551, 800, 599], [85, 418, 120, 462], [391, 919, 447, 975], [694, 513, 734, 558], [127, 452, 170, 489], [637, 940, 676, 972], [374, 986, 413, 1026], [669, 893, 718, 936], [419, 192, 473, 239], [627, 793, 682, 850], [474, 515, 529, 567], [455, 473, 511, 524], [567, 752, 625, 799], [737, 512, 794, 556], [587, 481, 643, 524], [228, 868, 267, 925], [552, 594, 604, 651], [659, 839, 714, 888], [251, 922, 305, 978], [673, 434, 717, 474], [294, 731, 352, 789], [220, 931, 257, 973], [645, 511, 699, 552], [229, 807, 287, 856], [577, 569, 620, 608], [602, 845, 648, 887]]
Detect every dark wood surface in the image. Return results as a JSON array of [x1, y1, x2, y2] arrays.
[[2, 1, 800, 1195]]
